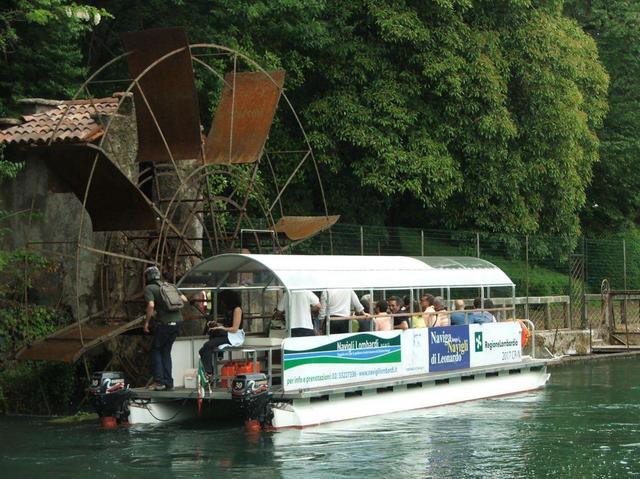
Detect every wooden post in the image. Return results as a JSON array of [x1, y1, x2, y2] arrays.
[[545, 303, 551, 330]]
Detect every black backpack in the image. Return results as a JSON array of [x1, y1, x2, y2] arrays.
[[159, 282, 184, 311]]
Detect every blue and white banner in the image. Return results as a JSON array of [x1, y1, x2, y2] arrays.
[[428, 325, 470, 372]]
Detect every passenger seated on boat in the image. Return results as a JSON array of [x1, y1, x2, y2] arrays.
[[401, 295, 411, 314], [388, 296, 409, 330], [199, 290, 245, 380], [357, 297, 373, 332], [449, 299, 467, 325], [420, 294, 436, 327], [410, 301, 426, 328], [373, 300, 393, 331], [433, 296, 450, 327], [320, 289, 366, 334], [275, 290, 320, 337], [470, 297, 497, 324]]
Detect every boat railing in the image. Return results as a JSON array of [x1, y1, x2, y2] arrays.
[[325, 311, 419, 334], [423, 306, 517, 323], [325, 307, 529, 331]]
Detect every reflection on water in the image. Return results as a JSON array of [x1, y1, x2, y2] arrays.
[[2, 358, 640, 478]]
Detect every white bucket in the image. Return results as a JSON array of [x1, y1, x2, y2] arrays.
[[183, 368, 198, 389]]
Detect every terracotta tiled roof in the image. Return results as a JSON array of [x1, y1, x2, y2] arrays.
[[0, 96, 122, 146]]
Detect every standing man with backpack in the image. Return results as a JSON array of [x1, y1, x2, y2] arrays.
[[143, 266, 188, 391]]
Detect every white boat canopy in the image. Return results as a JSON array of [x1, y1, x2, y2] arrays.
[[178, 254, 514, 292]]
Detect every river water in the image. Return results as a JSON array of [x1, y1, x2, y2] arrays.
[[1, 357, 639, 478]]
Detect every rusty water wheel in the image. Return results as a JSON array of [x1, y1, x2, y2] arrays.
[[33, 35, 330, 372]]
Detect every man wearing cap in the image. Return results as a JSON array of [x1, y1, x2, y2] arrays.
[[143, 266, 187, 391]]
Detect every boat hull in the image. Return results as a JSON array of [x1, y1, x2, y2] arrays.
[[271, 366, 549, 429], [125, 364, 549, 427], [127, 397, 236, 425]]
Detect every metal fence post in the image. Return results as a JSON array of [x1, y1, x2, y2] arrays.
[[623, 238, 627, 324], [476, 232, 480, 258], [421, 230, 424, 256], [360, 226, 364, 255], [584, 237, 589, 293], [623, 239, 627, 290]]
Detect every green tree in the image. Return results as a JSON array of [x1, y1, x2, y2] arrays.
[[566, 1, 640, 236], [299, 1, 607, 249], [0, 0, 109, 116]]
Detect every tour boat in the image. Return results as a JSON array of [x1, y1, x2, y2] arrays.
[[90, 254, 552, 429]]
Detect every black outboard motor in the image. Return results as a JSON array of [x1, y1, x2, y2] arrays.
[[88, 371, 131, 426], [231, 373, 273, 430]]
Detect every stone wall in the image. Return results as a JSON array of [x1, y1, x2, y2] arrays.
[[0, 96, 139, 320], [534, 329, 600, 356]]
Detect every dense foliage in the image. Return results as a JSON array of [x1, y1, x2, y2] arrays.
[[1, 0, 611, 244], [0, 1, 109, 116], [565, 1, 640, 236]]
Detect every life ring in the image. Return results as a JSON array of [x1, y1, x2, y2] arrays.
[[518, 320, 530, 348]]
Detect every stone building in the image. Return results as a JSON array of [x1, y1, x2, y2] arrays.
[[0, 93, 140, 311]]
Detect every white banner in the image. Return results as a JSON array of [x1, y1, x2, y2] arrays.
[[403, 328, 430, 374], [282, 330, 432, 391], [469, 322, 522, 367]]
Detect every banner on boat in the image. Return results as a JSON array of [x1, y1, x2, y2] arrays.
[[428, 325, 470, 372], [469, 322, 521, 367], [282, 331, 428, 391], [281, 323, 523, 390]]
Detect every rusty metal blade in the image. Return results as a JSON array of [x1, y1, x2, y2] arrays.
[[45, 145, 157, 231], [15, 317, 143, 363], [121, 27, 202, 162], [205, 71, 285, 164], [274, 215, 340, 241]]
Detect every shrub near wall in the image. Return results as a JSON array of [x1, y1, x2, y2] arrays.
[[0, 361, 77, 415], [0, 304, 79, 415], [0, 246, 79, 415]]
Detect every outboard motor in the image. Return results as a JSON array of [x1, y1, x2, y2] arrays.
[[88, 371, 131, 427], [231, 373, 273, 431]]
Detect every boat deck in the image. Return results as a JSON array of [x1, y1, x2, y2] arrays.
[[130, 357, 552, 402]]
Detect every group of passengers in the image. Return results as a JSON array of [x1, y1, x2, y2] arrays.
[[390, 294, 496, 331], [308, 289, 497, 335]]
